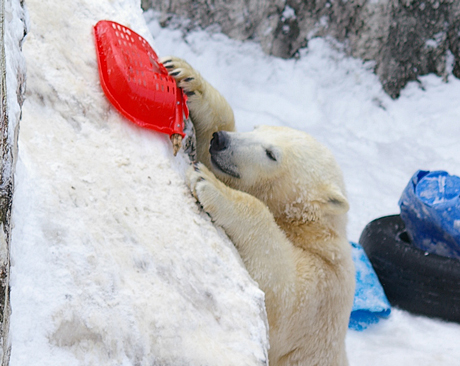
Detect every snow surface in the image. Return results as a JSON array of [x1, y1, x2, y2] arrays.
[[9, 1, 268, 365], [6, 0, 460, 364]]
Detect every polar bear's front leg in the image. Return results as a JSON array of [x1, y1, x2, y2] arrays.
[[161, 57, 235, 166], [187, 163, 297, 307]]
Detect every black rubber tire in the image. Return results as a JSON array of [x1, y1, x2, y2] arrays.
[[359, 215, 460, 323]]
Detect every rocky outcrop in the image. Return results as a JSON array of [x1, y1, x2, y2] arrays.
[[142, 0, 460, 98], [0, 0, 26, 363]]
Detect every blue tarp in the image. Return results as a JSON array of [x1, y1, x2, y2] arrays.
[[348, 242, 391, 331], [399, 170, 460, 260]]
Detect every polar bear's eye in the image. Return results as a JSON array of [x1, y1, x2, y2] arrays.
[[266, 149, 277, 161]]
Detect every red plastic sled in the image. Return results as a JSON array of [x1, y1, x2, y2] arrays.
[[94, 20, 188, 154]]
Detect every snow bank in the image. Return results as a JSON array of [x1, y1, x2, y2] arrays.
[[10, 1, 268, 365]]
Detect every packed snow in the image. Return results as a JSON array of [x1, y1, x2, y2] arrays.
[[9, 1, 268, 365], [5, 0, 460, 364]]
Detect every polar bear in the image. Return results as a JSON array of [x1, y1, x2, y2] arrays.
[[162, 57, 355, 366]]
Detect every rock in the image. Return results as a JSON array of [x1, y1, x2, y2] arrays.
[[375, 0, 453, 98], [142, 0, 460, 98], [0, 0, 27, 362]]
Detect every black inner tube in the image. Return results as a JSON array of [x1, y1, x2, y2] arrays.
[[359, 215, 460, 324]]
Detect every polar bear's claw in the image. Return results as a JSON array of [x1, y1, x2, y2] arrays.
[[160, 56, 235, 166], [186, 163, 229, 218], [160, 56, 204, 98]]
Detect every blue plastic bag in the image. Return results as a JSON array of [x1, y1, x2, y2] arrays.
[[348, 242, 391, 331], [399, 170, 460, 260]]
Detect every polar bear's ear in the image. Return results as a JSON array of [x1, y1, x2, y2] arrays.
[[322, 184, 349, 215]]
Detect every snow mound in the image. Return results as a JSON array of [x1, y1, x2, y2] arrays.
[[10, 1, 268, 365]]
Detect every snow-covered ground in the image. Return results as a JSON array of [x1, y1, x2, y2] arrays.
[[6, 0, 460, 364]]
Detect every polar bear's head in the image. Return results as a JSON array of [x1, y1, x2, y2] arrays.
[[208, 126, 349, 225]]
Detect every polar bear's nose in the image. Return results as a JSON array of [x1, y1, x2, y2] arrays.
[[210, 131, 230, 152]]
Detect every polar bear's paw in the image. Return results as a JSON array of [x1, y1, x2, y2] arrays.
[[186, 162, 228, 219], [160, 56, 204, 99]]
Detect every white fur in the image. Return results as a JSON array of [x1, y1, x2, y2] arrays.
[[164, 57, 355, 366]]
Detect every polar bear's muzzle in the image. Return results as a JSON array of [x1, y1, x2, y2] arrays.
[[209, 131, 241, 179]]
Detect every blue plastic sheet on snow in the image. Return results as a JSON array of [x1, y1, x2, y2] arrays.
[[348, 242, 391, 331], [399, 170, 460, 260]]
